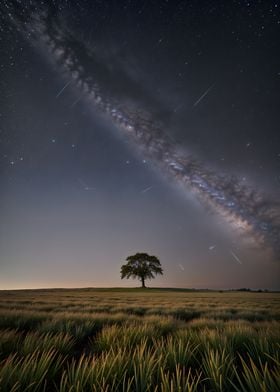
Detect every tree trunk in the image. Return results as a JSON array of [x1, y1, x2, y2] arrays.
[[141, 276, 146, 288]]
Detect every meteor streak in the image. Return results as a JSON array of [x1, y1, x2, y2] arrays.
[[70, 96, 82, 108], [55, 80, 71, 98], [193, 84, 215, 107], [229, 250, 242, 265], [178, 264, 185, 271], [141, 186, 153, 193]]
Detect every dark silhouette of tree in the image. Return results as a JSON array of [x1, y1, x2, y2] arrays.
[[120, 252, 163, 288]]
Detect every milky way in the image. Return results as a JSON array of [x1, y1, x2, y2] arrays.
[[6, 2, 280, 259]]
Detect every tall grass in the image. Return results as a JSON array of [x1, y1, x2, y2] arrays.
[[0, 310, 48, 330], [0, 329, 22, 359], [202, 345, 234, 391], [0, 350, 64, 391], [159, 366, 202, 392], [20, 332, 75, 355], [39, 318, 96, 340], [155, 336, 199, 370], [231, 355, 280, 391], [0, 289, 279, 391]]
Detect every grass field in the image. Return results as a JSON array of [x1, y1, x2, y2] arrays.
[[0, 288, 279, 391]]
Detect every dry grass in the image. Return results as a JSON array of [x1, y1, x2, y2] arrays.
[[0, 288, 279, 391]]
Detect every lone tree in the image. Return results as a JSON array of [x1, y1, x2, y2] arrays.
[[120, 252, 163, 288]]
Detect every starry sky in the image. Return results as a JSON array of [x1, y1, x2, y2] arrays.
[[0, 0, 279, 290]]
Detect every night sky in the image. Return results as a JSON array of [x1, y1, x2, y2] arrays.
[[0, 0, 279, 290]]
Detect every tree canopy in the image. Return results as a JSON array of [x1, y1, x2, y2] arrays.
[[120, 252, 163, 288]]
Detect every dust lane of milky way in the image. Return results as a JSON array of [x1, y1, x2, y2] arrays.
[[6, 3, 280, 259]]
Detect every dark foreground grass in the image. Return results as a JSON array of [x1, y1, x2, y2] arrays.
[[0, 288, 279, 391]]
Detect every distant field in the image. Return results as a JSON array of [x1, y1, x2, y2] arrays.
[[0, 288, 279, 391]]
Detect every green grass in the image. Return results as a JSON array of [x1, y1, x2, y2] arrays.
[[0, 288, 279, 391]]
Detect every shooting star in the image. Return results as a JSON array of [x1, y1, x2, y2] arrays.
[[209, 245, 216, 251], [178, 264, 185, 271], [70, 96, 83, 107], [56, 80, 71, 98], [193, 84, 215, 107], [229, 250, 242, 264], [141, 186, 153, 193]]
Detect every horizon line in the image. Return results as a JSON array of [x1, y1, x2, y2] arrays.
[[0, 286, 278, 292]]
